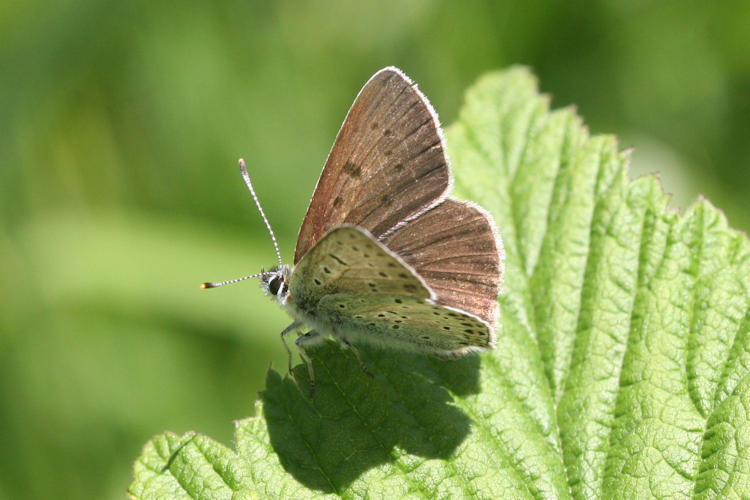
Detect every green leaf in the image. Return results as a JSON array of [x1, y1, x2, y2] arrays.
[[130, 68, 750, 499]]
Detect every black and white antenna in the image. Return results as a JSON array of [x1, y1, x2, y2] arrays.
[[238, 158, 283, 267], [200, 159, 282, 289], [200, 272, 266, 289]]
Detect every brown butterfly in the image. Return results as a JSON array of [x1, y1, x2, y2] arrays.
[[202, 67, 503, 395]]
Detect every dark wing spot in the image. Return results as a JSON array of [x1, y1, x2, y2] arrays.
[[370, 121, 379, 130], [464, 329, 474, 334], [443, 326, 451, 330], [338, 304, 346, 309], [330, 254, 347, 265], [403, 284, 418, 292], [392, 325, 399, 329], [387, 263, 397, 268], [343, 161, 361, 177], [394, 299, 403, 304], [384, 129, 392, 136], [377, 313, 385, 318], [352, 245, 359, 251], [398, 273, 408, 278], [333, 195, 343, 207], [380, 194, 393, 206], [394, 163, 403, 171], [323, 267, 331, 274], [313, 278, 321, 285], [378, 272, 388, 278]]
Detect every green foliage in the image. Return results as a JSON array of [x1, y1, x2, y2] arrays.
[[130, 68, 750, 498]]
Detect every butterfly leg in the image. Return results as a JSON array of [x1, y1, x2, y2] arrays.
[[340, 339, 374, 378], [280, 321, 302, 374], [295, 331, 322, 397]]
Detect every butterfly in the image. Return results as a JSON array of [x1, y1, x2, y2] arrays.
[[202, 67, 503, 395]]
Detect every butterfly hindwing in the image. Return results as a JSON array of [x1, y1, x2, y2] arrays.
[[294, 67, 450, 263], [290, 226, 432, 313], [290, 225, 494, 356], [317, 294, 493, 355], [382, 199, 502, 327]]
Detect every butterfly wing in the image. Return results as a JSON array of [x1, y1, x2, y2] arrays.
[[294, 67, 450, 263], [290, 225, 493, 355], [381, 199, 503, 327], [317, 294, 493, 355], [290, 226, 432, 314], [293, 66, 502, 335]]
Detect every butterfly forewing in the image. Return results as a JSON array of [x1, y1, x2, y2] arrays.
[[381, 199, 502, 327], [290, 226, 432, 314], [294, 67, 450, 263]]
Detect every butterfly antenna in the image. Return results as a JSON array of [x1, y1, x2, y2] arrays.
[[200, 272, 266, 289], [238, 158, 283, 267]]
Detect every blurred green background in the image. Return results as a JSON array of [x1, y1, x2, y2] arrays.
[[1, 1, 749, 498]]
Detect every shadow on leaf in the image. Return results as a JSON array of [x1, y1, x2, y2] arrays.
[[261, 341, 481, 493]]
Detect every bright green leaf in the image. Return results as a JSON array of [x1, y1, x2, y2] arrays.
[[130, 68, 750, 499]]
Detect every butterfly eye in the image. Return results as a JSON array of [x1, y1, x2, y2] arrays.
[[268, 276, 282, 295]]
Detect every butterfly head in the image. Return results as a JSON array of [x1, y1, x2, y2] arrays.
[[260, 265, 292, 304]]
